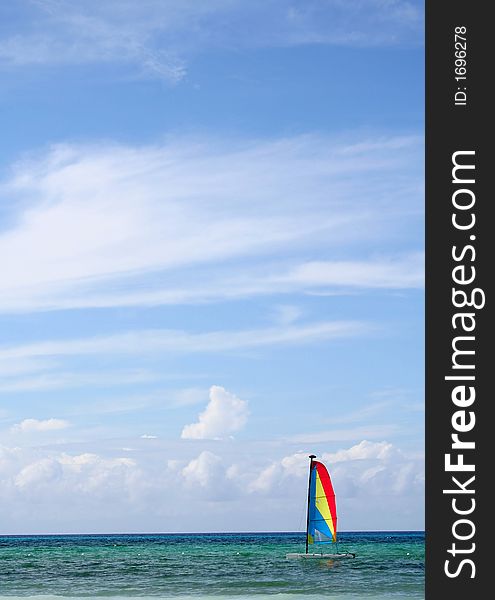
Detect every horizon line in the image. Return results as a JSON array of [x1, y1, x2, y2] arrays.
[[0, 529, 425, 537]]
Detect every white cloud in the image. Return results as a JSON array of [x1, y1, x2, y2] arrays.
[[0, 320, 369, 362], [281, 254, 424, 289], [0, 369, 157, 392], [248, 462, 280, 493], [0, 1, 423, 79], [181, 451, 223, 487], [0, 319, 369, 395], [247, 441, 423, 508], [248, 452, 310, 493], [0, 445, 23, 476], [287, 424, 398, 444], [11, 418, 70, 433], [0, 135, 422, 313], [181, 385, 249, 440], [13, 452, 137, 494], [0, 0, 189, 82], [280, 452, 309, 477], [15, 457, 63, 488], [0, 439, 424, 532], [322, 440, 396, 463], [0, 357, 57, 378]]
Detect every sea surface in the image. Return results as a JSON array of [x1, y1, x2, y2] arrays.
[[0, 532, 424, 599]]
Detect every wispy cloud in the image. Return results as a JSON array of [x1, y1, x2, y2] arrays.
[[0, 321, 371, 396], [0, 134, 423, 313], [280, 254, 424, 289], [0, 320, 370, 361], [318, 400, 396, 426], [0, 357, 57, 378], [0, 1, 423, 80], [0, 0, 189, 82], [0, 369, 157, 393], [287, 424, 398, 443]]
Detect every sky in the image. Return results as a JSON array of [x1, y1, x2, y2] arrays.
[[0, 0, 424, 534]]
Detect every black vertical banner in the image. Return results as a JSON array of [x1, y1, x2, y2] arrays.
[[426, 1, 489, 597]]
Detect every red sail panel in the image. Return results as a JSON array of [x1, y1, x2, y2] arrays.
[[314, 460, 337, 540]]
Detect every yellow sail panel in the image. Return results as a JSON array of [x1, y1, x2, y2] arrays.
[[315, 471, 336, 539], [308, 460, 337, 544]]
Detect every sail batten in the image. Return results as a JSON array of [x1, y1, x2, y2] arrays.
[[307, 460, 337, 546]]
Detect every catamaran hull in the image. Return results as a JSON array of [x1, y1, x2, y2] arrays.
[[286, 552, 356, 559]]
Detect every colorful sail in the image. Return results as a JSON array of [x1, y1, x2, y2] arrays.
[[307, 460, 337, 545]]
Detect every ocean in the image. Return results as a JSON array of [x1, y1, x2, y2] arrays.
[[0, 532, 424, 599]]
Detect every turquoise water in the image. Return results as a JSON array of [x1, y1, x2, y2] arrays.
[[0, 532, 424, 599]]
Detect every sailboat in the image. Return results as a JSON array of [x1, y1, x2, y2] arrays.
[[286, 454, 355, 559]]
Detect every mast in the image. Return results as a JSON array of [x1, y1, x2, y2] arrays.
[[305, 454, 316, 554]]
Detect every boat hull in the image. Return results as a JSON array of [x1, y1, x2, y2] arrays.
[[286, 552, 355, 559]]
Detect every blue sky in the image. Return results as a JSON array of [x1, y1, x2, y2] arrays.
[[0, 0, 424, 534]]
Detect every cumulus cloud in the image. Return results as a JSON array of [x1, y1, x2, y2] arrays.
[[248, 441, 423, 503], [181, 451, 224, 488], [0, 445, 23, 476], [322, 440, 396, 463], [11, 418, 70, 433], [0, 440, 424, 532], [248, 451, 308, 493], [14, 458, 63, 488], [13, 452, 137, 495], [248, 463, 277, 493], [247, 451, 310, 493], [181, 386, 249, 440]]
